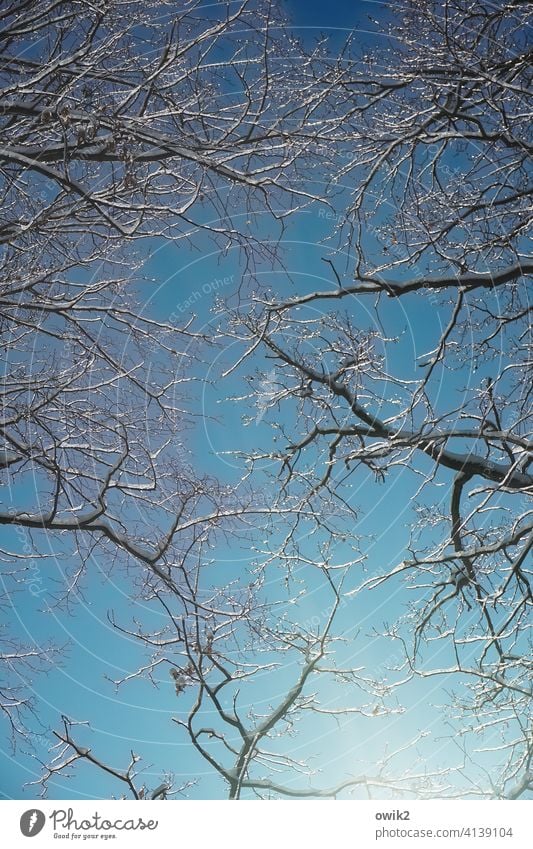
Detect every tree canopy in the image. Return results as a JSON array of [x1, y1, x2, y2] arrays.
[[1, 0, 531, 801]]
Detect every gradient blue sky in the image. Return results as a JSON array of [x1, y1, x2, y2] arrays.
[[0, 0, 503, 801]]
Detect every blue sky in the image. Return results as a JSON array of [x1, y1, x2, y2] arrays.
[[0, 0, 517, 801], [285, 0, 386, 34], [0, 202, 485, 800]]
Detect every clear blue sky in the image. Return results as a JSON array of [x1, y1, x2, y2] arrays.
[[0, 0, 503, 800]]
